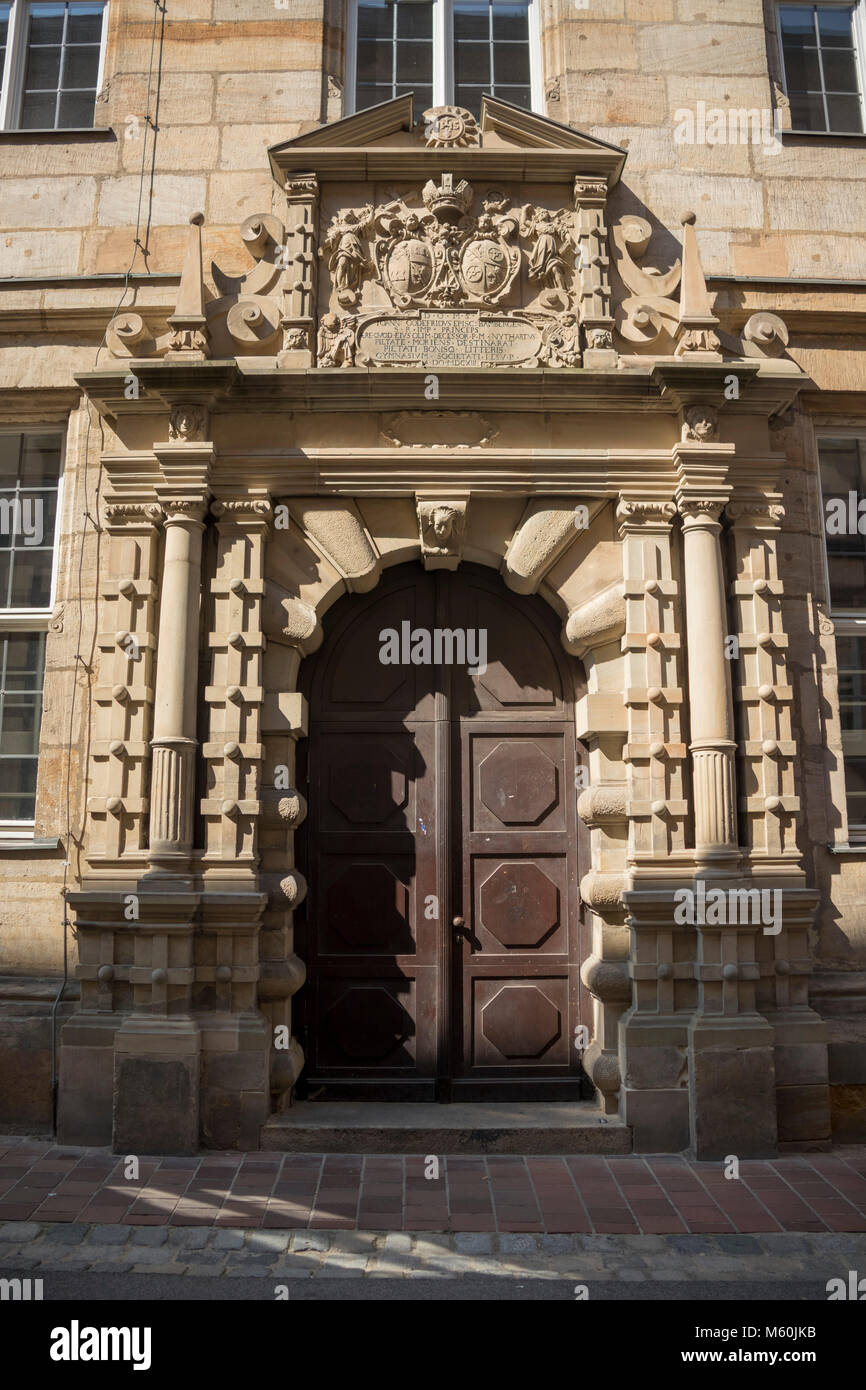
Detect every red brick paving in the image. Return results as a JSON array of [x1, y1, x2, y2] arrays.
[[2, 1137, 866, 1233]]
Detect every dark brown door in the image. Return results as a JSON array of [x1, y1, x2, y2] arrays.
[[296, 562, 589, 1101]]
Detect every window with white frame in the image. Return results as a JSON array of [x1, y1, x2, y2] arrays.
[[0, 1, 107, 131], [0, 431, 62, 829], [347, 0, 540, 118], [777, 3, 865, 132], [820, 437, 866, 838]]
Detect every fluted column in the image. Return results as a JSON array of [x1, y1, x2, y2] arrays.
[[677, 495, 737, 857], [147, 498, 207, 873]]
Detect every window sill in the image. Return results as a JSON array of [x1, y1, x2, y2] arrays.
[[781, 128, 866, 142], [0, 127, 116, 143], [0, 836, 62, 852], [827, 841, 866, 854]]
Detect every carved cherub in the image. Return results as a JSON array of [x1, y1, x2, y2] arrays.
[[540, 312, 581, 367], [316, 312, 355, 368]]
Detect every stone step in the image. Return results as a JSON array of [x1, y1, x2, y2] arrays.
[[260, 1101, 632, 1154]]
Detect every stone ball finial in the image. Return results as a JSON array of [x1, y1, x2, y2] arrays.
[[680, 210, 697, 225]]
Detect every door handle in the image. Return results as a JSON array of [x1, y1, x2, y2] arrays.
[[452, 915, 465, 930]]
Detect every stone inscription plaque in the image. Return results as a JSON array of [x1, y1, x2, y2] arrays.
[[356, 310, 541, 368]]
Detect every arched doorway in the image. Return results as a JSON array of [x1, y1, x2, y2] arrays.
[[296, 562, 591, 1102]]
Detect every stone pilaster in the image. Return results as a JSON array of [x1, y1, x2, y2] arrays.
[[201, 495, 272, 876], [726, 498, 799, 861], [727, 494, 830, 1148], [615, 497, 691, 1150], [87, 501, 163, 871], [573, 176, 616, 367], [279, 173, 319, 366]]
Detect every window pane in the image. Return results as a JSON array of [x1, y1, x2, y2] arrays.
[[454, 1, 489, 40], [494, 43, 530, 85], [822, 48, 860, 92], [0, 554, 10, 607], [356, 83, 392, 110], [827, 93, 864, 130], [789, 91, 827, 128], [20, 90, 56, 126], [817, 6, 855, 45], [396, 40, 432, 81], [395, 81, 431, 105], [396, 0, 432, 39], [58, 88, 95, 126], [495, 84, 530, 108], [779, 5, 816, 41], [0, 437, 20, 486], [28, 4, 65, 44], [781, 45, 822, 89], [358, 1, 393, 39], [357, 37, 393, 83], [20, 435, 61, 484], [24, 44, 62, 89], [492, 2, 528, 41], [454, 83, 485, 112], [66, 3, 103, 42], [456, 42, 490, 83], [9, 549, 53, 607], [62, 41, 100, 89]]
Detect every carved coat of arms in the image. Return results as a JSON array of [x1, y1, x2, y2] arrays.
[[373, 178, 521, 309]]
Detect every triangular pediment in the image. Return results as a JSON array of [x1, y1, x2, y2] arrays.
[[268, 94, 626, 186]]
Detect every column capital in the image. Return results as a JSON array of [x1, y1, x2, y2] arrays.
[[211, 496, 273, 529], [676, 495, 727, 527], [102, 500, 164, 532], [573, 175, 608, 206], [159, 497, 209, 528], [616, 497, 676, 535], [726, 497, 785, 529]]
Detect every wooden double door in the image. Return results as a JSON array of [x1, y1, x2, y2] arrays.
[[296, 563, 590, 1101]]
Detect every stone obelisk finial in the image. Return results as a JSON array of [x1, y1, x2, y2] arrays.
[[674, 211, 721, 360], [166, 212, 210, 359]]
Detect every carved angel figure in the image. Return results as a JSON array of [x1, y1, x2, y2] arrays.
[[520, 207, 571, 297], [323, 206, 374, 305], [539, 312, 581, 367], [317, 312, 355, 368]]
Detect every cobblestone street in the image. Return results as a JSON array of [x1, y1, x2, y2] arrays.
[[2, 1221, 865, 1291]]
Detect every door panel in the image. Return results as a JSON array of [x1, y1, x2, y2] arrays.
[[297, 562, 589, 1101]]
